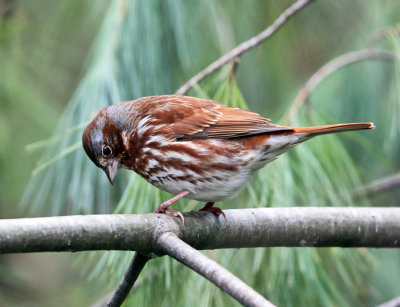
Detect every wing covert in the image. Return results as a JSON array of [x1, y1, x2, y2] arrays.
[[143, 95, 293, 140]]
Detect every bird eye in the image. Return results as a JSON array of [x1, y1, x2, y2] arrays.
[[102, 145, 113, 157]]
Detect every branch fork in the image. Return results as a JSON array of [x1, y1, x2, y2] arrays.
[[1, 208, 399, 306]]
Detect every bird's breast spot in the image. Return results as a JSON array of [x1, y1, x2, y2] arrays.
[[145, 134, 166, 144], [162, 150, 200, 163], [136, 116, 152, 136], [145, 159, 159, 171], [143, 148, 162, 156]]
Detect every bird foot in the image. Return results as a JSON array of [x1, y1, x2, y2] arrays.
[[153, 206, 184, 223], [199, 202, 226, 221], [153, 191, 189, 223]]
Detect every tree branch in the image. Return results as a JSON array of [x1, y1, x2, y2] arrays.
[[368, 25, 400, 49], [105, 252, 150, 307], [354, 172, 400, 198], [175, 0, 315, 95], [287, 49, 397, 123], [1, 207, 399, 253], [377, 295, 400, 307], [91, 270, 152, 307], [156, 232, 275, 307]]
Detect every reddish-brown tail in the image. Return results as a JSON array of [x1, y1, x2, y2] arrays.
[[293, 122, 375, 136]]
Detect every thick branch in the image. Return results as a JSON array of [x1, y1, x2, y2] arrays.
[[156, 232, 275, 307], [377, 295, 400, 307], [175, 0, 315, 95], [1, 208, 399, 253]]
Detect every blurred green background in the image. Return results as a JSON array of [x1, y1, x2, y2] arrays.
[[0, 0, 399, 306]]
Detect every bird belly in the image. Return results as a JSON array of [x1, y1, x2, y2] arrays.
[[147, 167, 252, 202], [137, 135, 306, 203]]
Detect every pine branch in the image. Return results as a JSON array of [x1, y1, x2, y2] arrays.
[[105, 252, 150, 307], [175, 0, 315, 95], [156, 232, 275, 307], [3, 207, 400, 306], [368, 25, 400, 48], [354, 172, 400, 198], [91, 270, 150, 307], [377, 295, 400, 307], [287, 49, 397, 123], [1, 207, 399, 253]]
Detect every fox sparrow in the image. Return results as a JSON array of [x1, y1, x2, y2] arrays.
[[82, 95, 374, 219]]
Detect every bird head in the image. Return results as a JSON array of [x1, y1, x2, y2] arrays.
[[82, 109, 126, 185]]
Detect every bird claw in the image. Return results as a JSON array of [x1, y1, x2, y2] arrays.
[[152, 191, 189, 224], [153, 207, 184, 224], [199, 203, 226, 223], [165, 209, 185, 224]]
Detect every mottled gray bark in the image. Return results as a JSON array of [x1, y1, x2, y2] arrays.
[[0, 207, 399, 254], [105, 252, 149, 307], [377, 295, 400, 307], [156, 232, 275, 307]]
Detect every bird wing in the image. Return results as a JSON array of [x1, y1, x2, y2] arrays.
[[144, 95, 293, 140]]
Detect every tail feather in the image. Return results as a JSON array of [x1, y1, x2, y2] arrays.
[[293, 122, 374, 136]]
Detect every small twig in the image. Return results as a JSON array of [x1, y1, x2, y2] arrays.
[[368, 25, 400, 49], [105, 252, 150, 307], [156, 232, 275, 307], [228, 57, 241, 81], [287, 49, 397, 124], [0, 0, 13, 18], [175, 0, 315, 95], [377, 295, 400, 307], [354, 172, 400, 199], [91, 271, 155, 307]]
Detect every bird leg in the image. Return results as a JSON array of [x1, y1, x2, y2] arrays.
[[199, 202, 226, 220], [153, 191, 190, 222]]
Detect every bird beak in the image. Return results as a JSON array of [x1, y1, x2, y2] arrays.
[[105, 161, 119, 185]]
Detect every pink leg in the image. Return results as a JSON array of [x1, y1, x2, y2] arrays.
[[153, 191, 190, 222], [199, 202, 226, 221]]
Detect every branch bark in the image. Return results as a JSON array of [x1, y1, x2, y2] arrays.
[[1, 207, 399, 253], [156, 232, 275, 307], [175, 0, 315, 95], [377, 295, 400, 307], [105, 252, 149, 307]]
